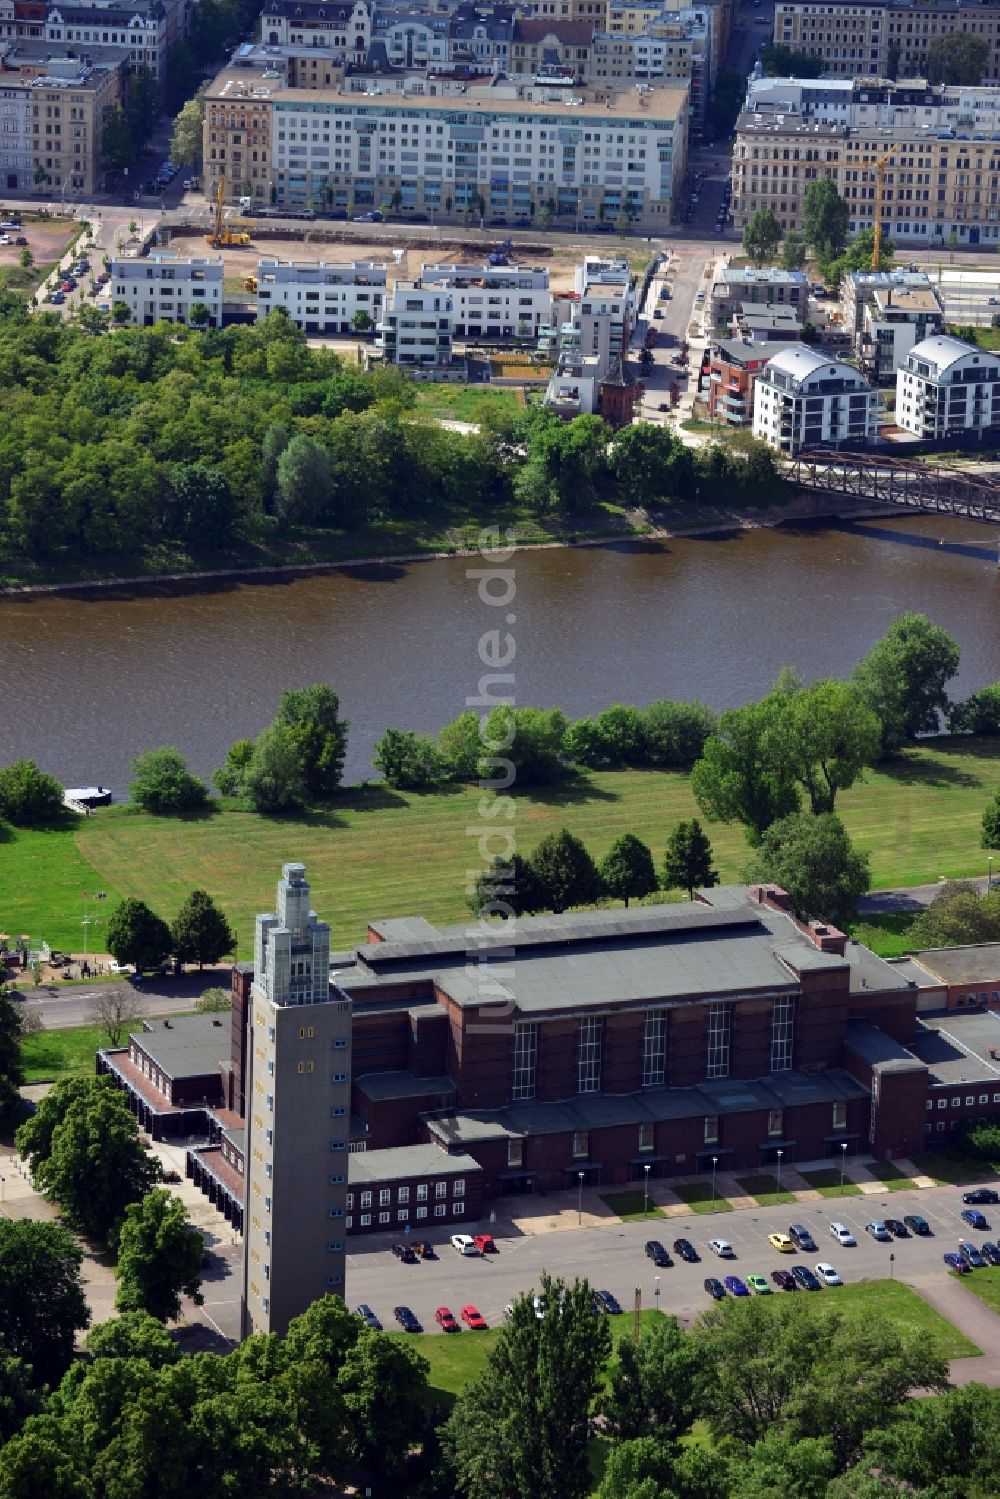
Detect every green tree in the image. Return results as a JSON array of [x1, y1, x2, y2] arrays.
[[729, 1433, 835, 1499], [984, 792, 1000, 853], [351, 309, 372, 334], [857, 1381, 1000, 1493], [437, 711, 483, 780], [663, 818, 718, 898], [114, 1188, 204, 1322], [951, 682, 1000, 734], [708, 69, 747, 138], [170, 92, 205, 167], [17, 248, 32, 271], [478, 706, 569, 787], [20, 1078, 160, 1243], [127, 66, 160, 151], [0, 1219, 90, 1386], [926, 31, 989, 85], [445, 1275, 611, 1499], [761, 43, 823, 78], [194, 985, 232, 1013], [338, 1331, 430, 1490], [468, 853, 548, 919], [742, 208, 782, 268], [781, 678, 882, 813], [593, 704, 646, 766], [112, 300, 130, 325], [244, 723, 308, 813], [640, 700, 716, 767], [910, 881, 1000, 947], [275, 433, 334, 526], [603, 1315, 700, 1442], [0, 993, 26, 1128], [166, 462, 232, 547], [187, 302, 211, 328], [261, 421, 290, 512], [373, 728, 448, 789], [84, 1309, 181, 1366], [608, 423, 694, 506], [803, 177, 850, 258], [100, 106, 134, 172], [780, 230, 807, 270], [852, 611, 961, 755], [274, 683, 349, 797], [529, 828, 604, 913], [0, 1344, 38, 1443], [213, 737, 255, 797], [692, 697, 800, 844], [0, 1421, 91, 1499], [171, 889, 234, 968], [128, 746, 208, 815], [600, 833, 658, 907], [0, 759, 63, 824], [105, 897, 172, 971], [745, 811, 870, 928]]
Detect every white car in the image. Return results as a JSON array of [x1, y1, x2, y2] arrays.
[[815, 1262, 842, 1286], [450, 1232, 479, 1257], [865, 1221, 892, 1242], [708, 1238, 734, 1258], [830, 1222, 857, 1247]]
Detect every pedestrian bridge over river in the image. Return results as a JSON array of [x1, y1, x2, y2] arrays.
[[787, 451, 1000, 525]]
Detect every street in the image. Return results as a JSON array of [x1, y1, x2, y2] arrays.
[[14, 970, 225, 1029]]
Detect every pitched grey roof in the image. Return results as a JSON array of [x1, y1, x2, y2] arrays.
[[131, 1013, 230, 1079], [348, 1143, 482, 1183]]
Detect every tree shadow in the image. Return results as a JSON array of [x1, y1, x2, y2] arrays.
[[879, 749, 982, 790], [512, 775, 620, 805]]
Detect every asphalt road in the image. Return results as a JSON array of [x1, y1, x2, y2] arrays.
[[341, 1184, 998, 1336], [13, 971, 225, 1029]]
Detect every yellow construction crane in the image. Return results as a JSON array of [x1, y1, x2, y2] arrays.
[[205, 172, 225, 247], [872, 145, 896, 270]]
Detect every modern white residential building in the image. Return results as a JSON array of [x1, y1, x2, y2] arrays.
[[544, 251, 638, 420], [376, 281, 453, 366], [857, 282, 946, 385], [752, 344, 878, 454], [255, 258, 387, 333], [896, 333, 1000, 439], [417, 262, 552, 338], [110, 254, 224, 327]]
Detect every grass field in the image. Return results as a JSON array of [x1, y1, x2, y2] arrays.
[[909, 1149, 1000, 1187], [599, 1190, 664, 1222], [866, 1161, 918, 1191], [5, 739, 1000, 956], [736, 1173, 796, 1207], [412, 384, 524, 423], [19, 1023, 111, 1082], [671, 1180, 732, 1214], [799, 1168, 863, 1198], [957, 1266, 1000, 1315]]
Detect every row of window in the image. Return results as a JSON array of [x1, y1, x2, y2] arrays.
[[347, 1179, 465, 1208], [930, 1092, 1000, 1110], [560, 1103, 849, 1163], [347, 1202, 462, 1227]]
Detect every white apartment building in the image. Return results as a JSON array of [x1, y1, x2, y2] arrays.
[[896, 333, 1000, 438], [544, 252, 635, 413], [743, 73, 1000, 134], [752, 344, 878, 453], [261, 0, 371, 54], [376, 281, 453, 366], [255, 258, 387, 333], [0, 84, 32, 192], [417, 262, 551, 337], [110, 254, 223, 326], [857, 282, 945, 383], [46, 4, 169, 79]]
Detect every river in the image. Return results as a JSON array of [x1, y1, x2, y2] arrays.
[[1, 513, 998, 793]]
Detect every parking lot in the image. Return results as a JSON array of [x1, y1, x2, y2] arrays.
[[341, 1184, 1000, 1336]]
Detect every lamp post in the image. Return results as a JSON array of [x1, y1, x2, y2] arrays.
[[654, 1275, 660, 1314], [776, 1148, 784, 1195], [711, 1155, 718, 1210], [989, 854, 993, 891], [840, 1141, 848, 1195], [577, 1170, 584, 1226], [643, 1162, 651, 1215]]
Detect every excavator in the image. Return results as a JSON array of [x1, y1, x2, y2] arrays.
[[205, 174, 251, 248]]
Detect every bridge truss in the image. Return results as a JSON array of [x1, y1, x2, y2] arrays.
[[787, 450, 1000, 524]]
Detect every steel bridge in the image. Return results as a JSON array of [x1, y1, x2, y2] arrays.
[[786, 450, 1000, 523]]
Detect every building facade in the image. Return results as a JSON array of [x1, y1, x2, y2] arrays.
[[896, 331, 1000, 436], [752, 343, 878, 452], [772, 0, 1000, 86], [709, 265, 808, 328], [417, 261, 552, 337], [708, 335, 799, 427], [110, 252, 223, 325], [376, 279, 453, 365], [255, 256, 387, 332]]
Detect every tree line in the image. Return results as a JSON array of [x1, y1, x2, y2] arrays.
[[0, 310, 783, 573]]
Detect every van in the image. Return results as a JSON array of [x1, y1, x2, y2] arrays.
[[239, 195, 252, 209]]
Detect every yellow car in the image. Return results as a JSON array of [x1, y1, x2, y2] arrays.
[[768, 1232, 794, 1253]]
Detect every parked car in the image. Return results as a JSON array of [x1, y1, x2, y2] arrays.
[[884, 1218, 909, 1237], [789, 1224, 817, 1252], [474, 1233, 497, 1254], [645, 1239, 672, 1266], [791, 1265, 821, 1290], [771, 1269, 797, 1291], [979, 1239, 1000, 1265], [704, 1277, 726, 1300], [412, 1241, 436, 1259], [865, 1221, 892, 1242], [672, 1238, 698, 1263], [162, 1169, 182, 1184], [961, 1208, 990, 1231], [394, 1305, 422, 1331], [0, 219, 20, 230], [0, 234, 10, 246], [49, 291, 64, 303], [708, 1238, 734, 1258], [962, 1189, 999, 1204], [747, 1274, 772, 1295], [724, 1275, 749, 1297], [14, 236, 27, 246], [768, 1232, 794, 1253], [904, 1214, 932, 1236], [461, 1304, 487, 1329], [593, 1289, 623, 1315], [959, 1239, 987, 1268], [830, 1222, 857, 1246], [355, 1303, 382, 1330], [943, 1252, 971, 1276], [451, 1233, 479, 1256], [815, 1262, 842, 1286], [435, 1306, 460, 1332], [392, 1242, 417, 1263]]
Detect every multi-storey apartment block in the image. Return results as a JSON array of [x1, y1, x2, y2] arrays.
[[261, 0, 370, 55], [417, 261, 552, 337], [0, 46, 122, 194], [110, 253, 223, 325], [376, 280, 453, 365], [896, 332, 1000, 437], [255, 257, 387, 332], [839, 269, 945, 383], [752, 344, 878, 452], [0, 0, 185, 80], [509, 17, 592, 79], [203, 57, 688, 229], [773, 0, 1000, 86]]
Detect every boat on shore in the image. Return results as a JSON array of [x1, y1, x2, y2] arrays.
[[63, 785, 112, 808]]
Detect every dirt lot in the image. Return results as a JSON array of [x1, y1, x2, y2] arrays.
[[166, 225, 634, 295], [0, 212, 77, 269]]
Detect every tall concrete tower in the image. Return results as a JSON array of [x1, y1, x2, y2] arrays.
[[241, 862, 352, 1338]]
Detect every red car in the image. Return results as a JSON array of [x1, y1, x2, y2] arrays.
[[461, 1304, 487, 1329], [435, 1306, 460, 1333], [474, 1234, 497, 1254]]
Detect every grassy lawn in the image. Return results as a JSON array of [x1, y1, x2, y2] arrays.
[[865, 1161, 917, 1191], [671, 1180, 732, 1214], [6, 739, 1000, 955], [956, 1266, 1000, 1315], [20, 1023, 111, 1082], [771, 1279, 981, 1359], [909, 1148, 1000, 1188], [851, 912, 919, 959], [799, 1168, 863, 1198], [599, 1190, 664, 1222], [412, 384, 523, 423], [736, 1173, 797, 1207]]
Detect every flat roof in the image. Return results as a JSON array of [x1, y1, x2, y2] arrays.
[[908, 1011, 1000, 1088], [912, 943, 1000, 985], [347, 1143, 482, 1184], [131, 1013, 230, 1079], [354, 1071, 455, 1101], [845, 1020, 927, 1073], [846, 939, 913, 996]]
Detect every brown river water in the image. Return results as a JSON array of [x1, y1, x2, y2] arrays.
[[0, 513, 998, 792]]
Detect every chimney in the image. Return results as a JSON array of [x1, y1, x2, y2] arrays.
[[749, 882, 790, 911]]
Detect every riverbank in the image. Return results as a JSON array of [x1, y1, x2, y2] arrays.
[[2, 740, 997, 956], [0, 490, 908, 596]]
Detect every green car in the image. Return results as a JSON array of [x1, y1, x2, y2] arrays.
[[747, 1274, 772, 1295]]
